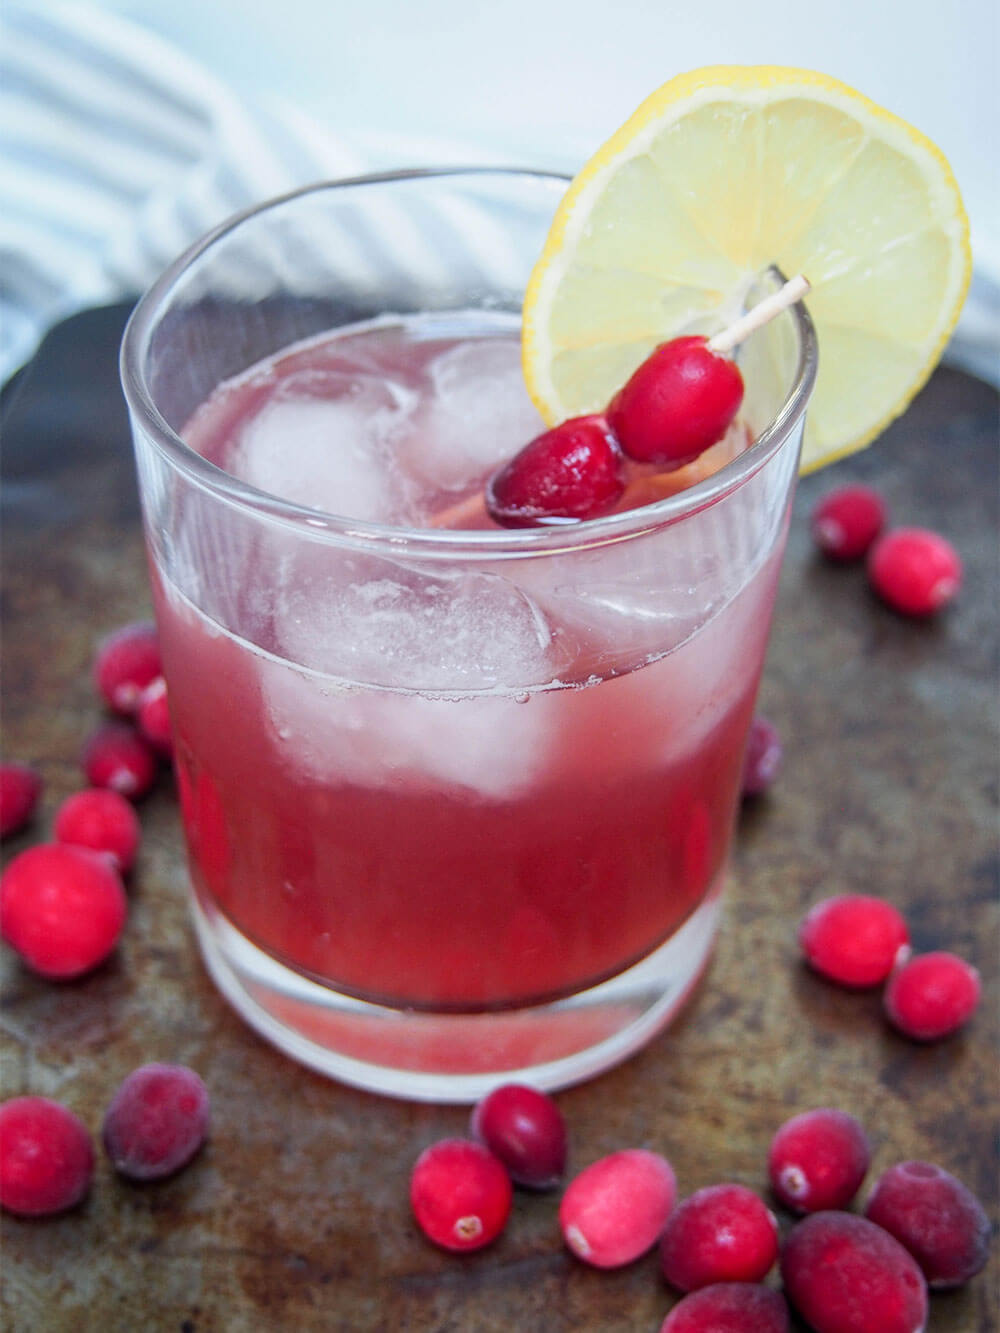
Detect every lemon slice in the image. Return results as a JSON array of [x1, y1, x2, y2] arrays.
[[523, 66, 971, 472]]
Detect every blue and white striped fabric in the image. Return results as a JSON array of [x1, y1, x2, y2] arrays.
[[2, 2, 997, 387]]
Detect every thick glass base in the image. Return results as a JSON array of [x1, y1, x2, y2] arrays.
[[190, 882, 723, 1103]]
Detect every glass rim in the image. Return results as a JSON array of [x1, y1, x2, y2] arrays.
[[120, 166, 818, 558]]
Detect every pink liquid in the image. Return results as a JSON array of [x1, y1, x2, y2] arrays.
[[157, 314, 777, 1011]]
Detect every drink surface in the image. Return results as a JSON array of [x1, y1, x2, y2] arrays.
[[157, 312, 776, 1010]]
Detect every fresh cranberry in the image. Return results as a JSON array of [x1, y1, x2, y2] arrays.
[[868, 527, 962, 616], [810, 485, 886, 561], [93, 621, 162, 715], [0, 764, 42, 839], [410, 1138, 511, 1252], [607, 336, 744, 467], [781, 1211, 928, 1333], [741, 716, 783, 797], [54, 788, 141, 873], [768, 1108, 870, 1213], [883, 951, 981, 1040], [470, 1083, 567, 1189], [82, 722, 157, 800], [102, 1064, 210, 1181], [798, 894, 910, 988], [486, 415, 625, 525], [0, 843, 127, 979], [0, 1096, 94, 1216], [660, 1182, 778, 1291], [559, 1148, 677, 1268], [660, 1283, 790, 1333], [137, 677, 173, 758], [864, 1161, 991, 1289]]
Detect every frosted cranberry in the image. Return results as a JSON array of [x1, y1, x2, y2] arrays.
[[768, 1108, 870, 1213], [781, 1211, 928, 1333], [103, 1064, 210, 1181], [864, 1161, 991, 1289], [810, 485, 886, 561], [660, 1183, 779, 1291], [660, 1283, 790, 1333], [54, 788, 141, 873], [868, 527, 962, 616], [560, 1148, 676, 1268], [0, 764, 43, 839], [741, 716, 783, 797], [607, 336, 744, 466], [470, 1083, 567, 1189], [798, 894, 910, 988], [410, 1138, 511, 1252], [82, 722, 157, 800], [883, 951, 981, 1040], [93, 620, 162, 715], [137, 676, 173, 757], [0, 843, 126, 979], [486, 415, 625, 526], [0, 1096, 94, 1216]]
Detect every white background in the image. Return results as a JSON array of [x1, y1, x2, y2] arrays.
[[84, 0, 999, 275]]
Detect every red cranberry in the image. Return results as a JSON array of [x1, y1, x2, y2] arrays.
[[660, 1182, 778, 1291], [137, 677, 173, 757], [82, 722, 157, 800], [741, 716, 783, 797], [864, 1160, 991, 1289], [559, 1148, 677, 1268], [660, 1283, 790, 1333], [410, 1138, 511, 1252], [0, 843, 127, 979], [607, 336, 744, 467], [883, 951, 981, 1040], [798, 894, 910, 988], [0, 764, 43, 839], [54, 788, 141, 873], [768, 1108, 870, 1213], [103, 1064, 210, 1181], [0, 1096, 94, 1217], [93, 621, 162, 715], [781, 1211, 928, 1333], [470, 1083, 567, 1189], [868, 527, 962, 616], [486, 414, 625, 526], [810, 485, 886, 561]]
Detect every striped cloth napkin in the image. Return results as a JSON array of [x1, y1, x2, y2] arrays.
[[2, 2, 996, 387]]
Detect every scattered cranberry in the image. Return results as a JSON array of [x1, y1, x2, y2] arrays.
[[660, 1182, 778, 1291], [82, 722, 157, 800], [0, 843, 127, 979], [470, 1083, 567, 1189], [93, 621, 162, 715], [810, 485, 886, 561], [741, 716, 783, 797], [864, 1160, 991, 1289], [102, 1064, 210, 1181], [768, 1108, 870, 1213], [54, 788, 141, 873], [883, 951, 981, 1041], [781, 1211, 928, 1333], [798, 894, 910, 988], [559, 1148, 676, 1268], [137, 677, 173, 757], [0, 1096, 94, 1216], [660, 1283, 790, 1333], [486, 415, 625, 526], [410, 1138, 511, 1252], [607, 336, 744, 467], [0, 764, 42, 839], [867, 527, 962, 616]]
